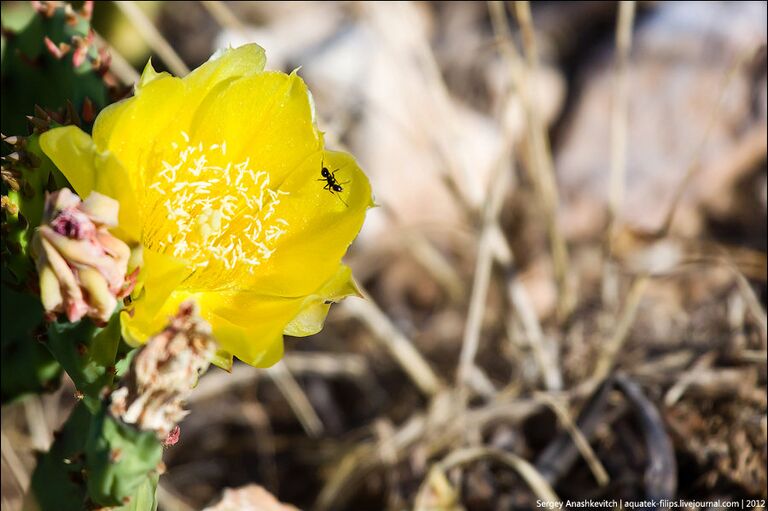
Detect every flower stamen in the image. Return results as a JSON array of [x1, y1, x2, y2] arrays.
[[143, 133, 290, 287]]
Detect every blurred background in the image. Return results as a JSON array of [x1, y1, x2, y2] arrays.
[[1, 1, 766, 510]]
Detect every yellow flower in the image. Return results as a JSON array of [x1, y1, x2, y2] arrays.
[[39, 44, 373, 368]]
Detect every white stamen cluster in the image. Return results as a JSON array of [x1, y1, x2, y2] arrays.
[[143, 132, 289, 284]]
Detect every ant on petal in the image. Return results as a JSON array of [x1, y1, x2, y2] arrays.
[[318, 159, 349, 207]]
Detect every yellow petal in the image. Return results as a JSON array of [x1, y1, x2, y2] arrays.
[[284, 264, 360, 337], [136, 58, 165, 90], [139, 249, 191, 316], [39, 127, 141, 241], [92, 45, 267, 195], [190, 70, 322, 185], [210, 349, 233, 371], [123, 282, 295, 367], [148, 287, 313, 365], [92, 73, 184, 194], [184, 44, 266, 93], [240, 149, 372, 296], [204, 311, 285, 368], [187, 290, 307, 366], [121, 249, 190, 345]]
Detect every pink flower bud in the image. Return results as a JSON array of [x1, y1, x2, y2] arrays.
[[32, 188, 132, 324]]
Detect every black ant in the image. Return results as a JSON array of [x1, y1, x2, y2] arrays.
[[318, 161, 349, 207]]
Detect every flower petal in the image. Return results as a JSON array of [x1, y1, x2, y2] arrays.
[[92, 72, 184, 194], [191, 289, 310, 365], [142, 252, 190, 313], [124, 283, 299, 367], [78, 267, 117, 323], [204, 312, 285, 368], [136, 58, 166, 90], [189, 70, 322, 185], [184, 44, 266, 93], [38, 263, 63, 313], [210, 349, 233, 371], [39, 126, 141, 241], [92, 45, 267, 195], [240, 149, 372, 296], [283, 264, 360, 337], [121, 248, 190, 345]]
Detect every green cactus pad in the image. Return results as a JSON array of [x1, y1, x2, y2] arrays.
[[1, 1, 110, 136], [28, 401, 161, 511], [1, 133, 62, 284], [85, 408, 162, 507], [0, 277, 61, 403], [47, 312, 122, 412], [111, 472, 159, 511], [27, 401, 91, 511]]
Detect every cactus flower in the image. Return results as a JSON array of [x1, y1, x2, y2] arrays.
[[39, 44, 373, 367], [32, 188, 132, 324], [109, 302, 215, 440]]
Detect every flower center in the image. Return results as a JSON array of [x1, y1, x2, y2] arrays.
[[143, 132, 289, 287]]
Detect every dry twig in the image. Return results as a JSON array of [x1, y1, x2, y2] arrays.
[[535, 392, 610, 487], [199, 0, 249, 35], [593, 275, 650, 381], [456, 154, 512, 389], [266, 360, 324, 438], [340, 290, 443, 397], [23, 396, 51, 452], [1, 431, 29, 493], [607, 1, 636, 231], [424, 446, 559, 502], [513, 1, 574, 319]]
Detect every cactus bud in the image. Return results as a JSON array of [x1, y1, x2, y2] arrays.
[[109, 302, 216, 441], [32, 188, 132, 324]]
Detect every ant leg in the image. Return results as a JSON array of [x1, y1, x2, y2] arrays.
[[335, 193, 348, 207]]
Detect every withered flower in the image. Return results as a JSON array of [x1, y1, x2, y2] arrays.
[[109, 301, 216, 441]]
